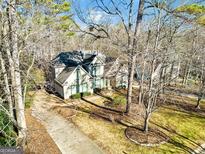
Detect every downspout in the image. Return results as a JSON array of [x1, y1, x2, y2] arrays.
[[76, 66, 80, 93]]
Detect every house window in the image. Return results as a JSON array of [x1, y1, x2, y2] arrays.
[[71, 85, 77, 95], [81, 83, 88, 92], [93, 79, 101, 88], [119, 76, 127, 88], [92, 65, 101, 76]]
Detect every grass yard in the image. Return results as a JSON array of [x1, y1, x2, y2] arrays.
[[71, 91, 205, 154]]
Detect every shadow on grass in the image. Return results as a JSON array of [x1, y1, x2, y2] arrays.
[[168, 139, 195, 154], [95, 92, 113, 101], [81, 97, 125, 114], [160, 96, 205, 117], [151, 121, 205, 153], [53, 103, 126, 125], [113, 88, 127, 97], [161, 105, 205, 120]]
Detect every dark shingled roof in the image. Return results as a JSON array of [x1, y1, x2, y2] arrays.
[[51, 51, 106, 67], [51, 51, 84, 67], [52, 51, 117, 85], [82, 55, 96, 65], [52, 51, 100, 85]]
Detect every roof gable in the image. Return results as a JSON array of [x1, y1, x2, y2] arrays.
[[89, 56, 105, 66], [55, 67, 76, 85], [55, 65, 92, 86]]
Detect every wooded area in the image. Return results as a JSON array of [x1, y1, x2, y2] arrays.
[[0, 0, 205, 153]]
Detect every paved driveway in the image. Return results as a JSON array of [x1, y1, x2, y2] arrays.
[[31, 91, 104, 154]]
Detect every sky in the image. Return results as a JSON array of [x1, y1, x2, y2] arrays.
[[71, 0, 205, 29]]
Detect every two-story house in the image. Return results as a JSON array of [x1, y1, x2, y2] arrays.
[[50, 51, 127, 99]]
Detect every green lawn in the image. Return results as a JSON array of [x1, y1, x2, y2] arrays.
[[152, 106, 205, 153], [71, 92, 205, 154]]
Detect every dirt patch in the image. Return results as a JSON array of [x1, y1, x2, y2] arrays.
[[25, 109, 61, 154], [51, 106, 76, 119], [125, 126, 169, 146]]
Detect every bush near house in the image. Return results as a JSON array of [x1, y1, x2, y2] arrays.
[[82, 92, 91, 97], [70, 93, 81, 99], [94, 88, 101, 93], [70, 92, 91, 99], [117, 85, 127, 89]]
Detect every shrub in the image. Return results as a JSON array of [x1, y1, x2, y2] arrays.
[[113, 96, 126, 106], [0, 109, 16, 146], [70, 93, 81, 99], [25, 99, 32, 109], [117, 85, 127, 89], [94, 88, 101, 93], [25, 93, 35, 108], [82, 92, 91, 97]]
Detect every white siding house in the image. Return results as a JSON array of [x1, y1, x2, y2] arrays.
[[54, 66, 93, 99], [50, 51, 128, 99]]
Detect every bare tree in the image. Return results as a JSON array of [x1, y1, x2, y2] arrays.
[[0, 13, 13, 118], [74, 0, 146, 113], [3, 0, 27, 144]]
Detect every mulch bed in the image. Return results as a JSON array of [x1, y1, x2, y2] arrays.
[[125, 126, 169, 146]]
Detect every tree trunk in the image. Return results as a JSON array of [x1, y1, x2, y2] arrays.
[[126, 0, 145, 113], [186, 66, 190, 85], [143, 9, 161, 133], [183, 62, 190, 85], [126, 54, 136, 113], [175, 61, 180, 85], [201, 64, 204, 83], [0, 52, 14, 117], [195, 98, 201, 109], [139, 60, 145, 104], [162, 67, 166, 94], [139, 30, 150, 104], [23, 54, 35, 103], [159, 66, 165, 94], [143, 112, 150, 132], [8, 1, 27, 145], [169, 62, 174, 85], [0, 14, 14, 118]]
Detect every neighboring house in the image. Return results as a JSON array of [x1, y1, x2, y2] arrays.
[[104, 57, 128, 88], [50, 51, 128, 99]]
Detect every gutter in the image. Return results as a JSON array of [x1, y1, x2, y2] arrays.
[[54, 79, 64, 87]]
